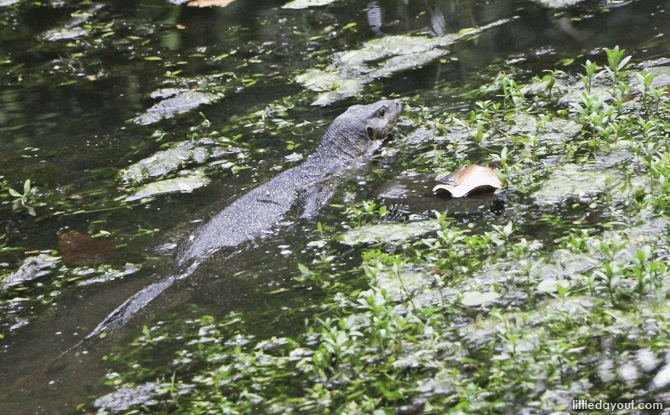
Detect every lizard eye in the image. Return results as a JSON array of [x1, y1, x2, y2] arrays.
[[378, 108, 386, 117]]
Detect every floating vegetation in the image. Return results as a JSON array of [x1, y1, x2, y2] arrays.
[[5, 179, 39, 216], [119, 141, 243, 184], [531, 163, 651, 206], [133, 92, 222, 125], [339, 220, 441, 245], [124, 172, 211, 202], [461, 290, 500, 306], [296, 18, 513, 105], [1, 254, 60, 289]]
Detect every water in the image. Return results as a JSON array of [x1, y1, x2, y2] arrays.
[[1, 0, 670, 413]]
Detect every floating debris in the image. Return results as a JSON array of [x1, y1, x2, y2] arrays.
[[57, 230, 115, 265], [119, 141, 240, 184], [187, 0, 236, 7], [77, 263, 141, 286], [531, 163, 651, 206], [2, 254, 60, 289], [42, 27, 89, 41], [296, 18, 513, 105], [339, 221, 440, 245], [433, 165, 502, 198], [531, 0, 585, 8], [124, 173, 211, 202], [94, 383, 161, 413], [134, 91, 221, 125], [282, 0, 341, 9]]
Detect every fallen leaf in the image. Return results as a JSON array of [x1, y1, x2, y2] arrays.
[[433, 165, 502, 198], [188, 0, 236, 7], [57, 230, 115, 265]]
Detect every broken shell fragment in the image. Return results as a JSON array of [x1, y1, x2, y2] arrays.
[[433, 165, 502, 198]]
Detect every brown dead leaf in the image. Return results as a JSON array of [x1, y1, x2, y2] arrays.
[[188, 0, 236, 7], [57, 230, 115, 265], [430, 267, 444, 276], [433, 165, 502, 198]]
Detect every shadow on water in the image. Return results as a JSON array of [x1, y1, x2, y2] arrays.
[[2, 0, 670, 413]]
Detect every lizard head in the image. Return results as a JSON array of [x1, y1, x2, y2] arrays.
[[320, 99, 402, 160], [350, 99, 402, 142]]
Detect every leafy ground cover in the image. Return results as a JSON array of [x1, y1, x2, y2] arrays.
[[87, 47, 670, 414]]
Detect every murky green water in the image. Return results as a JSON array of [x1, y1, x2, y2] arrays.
[[3, 0, 670, 414]]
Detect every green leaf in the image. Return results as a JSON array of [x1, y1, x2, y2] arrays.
[[297, 263, 310, 276], [8, 188, 20, 197], [231, 165, 251, 175], [376, 381, 405, 401], [500, 146, 508, 163], [636, 249, 646, 262], [556, 283, 569, 297], [503, 221, 513, 236], [618, 55, 631, 70]]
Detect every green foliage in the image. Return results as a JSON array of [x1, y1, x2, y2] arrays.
[[497, 74, 525, 107], [345, 201, 389, 227], [582, 59, 598, 94], [489, 146, 519, 187], [605, 46, 631, 96], [5, 179, 38, 216], [90, 46, 670, 415]]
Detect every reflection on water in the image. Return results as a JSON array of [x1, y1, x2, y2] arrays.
[[1, 0, 670, 413]]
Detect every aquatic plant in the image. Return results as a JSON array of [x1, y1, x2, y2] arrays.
[[5, 179, 38, 216]]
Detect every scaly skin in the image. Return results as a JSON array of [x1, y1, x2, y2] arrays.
[[87, 99, 402, 337], [179, 99, 402, 263]]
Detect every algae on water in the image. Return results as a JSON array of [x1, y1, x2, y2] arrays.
[[531, 163, 652, 206], [1, 254, 60, 289], [134, 91, 222, 125], [124, 173, 211, 202], [120, 141, 242, 184], [296, 18, 513, 105], [339, 220, 441, 245]]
